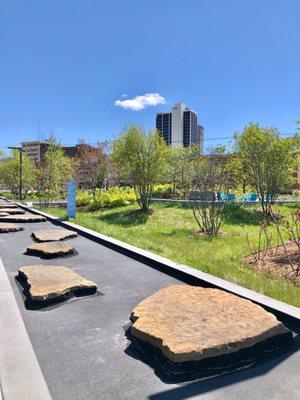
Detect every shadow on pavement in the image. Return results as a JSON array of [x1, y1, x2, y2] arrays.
[[146, 334, 300, 400]]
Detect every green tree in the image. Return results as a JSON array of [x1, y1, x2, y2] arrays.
[[235, 123, 298, 213], [226, 153, 252, 194], [191, 151, 235, 236], [75, 140, 108, 197], [0, 150, 36, 199], [36, 137, 75, 206], [166, 146, 197, 198], [112, 125, 168, 212]]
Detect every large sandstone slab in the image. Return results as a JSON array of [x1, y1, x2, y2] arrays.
[[0, 208, 25, 215], [17, 265, 97, 303], [0, 214, 46, 223], [32, 229, 78, 242], [26, 241, 74, 258], [0, 203, 19, 208], [0, 223, 24, 233], [130, 285, 292, 364]]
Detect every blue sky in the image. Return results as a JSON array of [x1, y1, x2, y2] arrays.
[[1, 0, 299, 151]]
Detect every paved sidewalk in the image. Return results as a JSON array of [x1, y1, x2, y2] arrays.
[[0, 217, 299, 400], [0, 257, 52, 400]]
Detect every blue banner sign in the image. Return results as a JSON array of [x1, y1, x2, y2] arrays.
[[67, 180, 76, 218]]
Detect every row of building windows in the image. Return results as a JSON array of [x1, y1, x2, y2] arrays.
[[156, 113, 172, 145], [183, 110, 191, 147]]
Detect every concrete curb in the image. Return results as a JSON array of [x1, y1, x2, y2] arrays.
[[21, 205, 300, 331], [0, 257, 52, 400], [151, 198, 300, 207], [18, 198, 300, 209]]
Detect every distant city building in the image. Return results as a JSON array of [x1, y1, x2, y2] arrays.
[[21, 141, 98, 164], [21, 141, 50, 163], [197, 124, 204, 154], [21, 140, 103, 188], [156, 102, 204, 152]]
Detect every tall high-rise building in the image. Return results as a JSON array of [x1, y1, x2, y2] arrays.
[[156, 102, 204, 152], [156, 112, 172, 145]]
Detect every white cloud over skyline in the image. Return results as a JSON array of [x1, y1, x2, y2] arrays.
[[114, 93, 166, 111]]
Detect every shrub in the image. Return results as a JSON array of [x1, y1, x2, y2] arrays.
[[87, 186, 136, 211], [191, 153, 234, 236], [293, 189, 300, 199], [76, 191, 93, 207], [273, 210, 300, 279], [152, 184, 173, 198], [0, 191, 14, 200]]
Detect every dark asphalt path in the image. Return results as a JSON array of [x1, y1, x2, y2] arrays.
[[0, 218, 299, 400]]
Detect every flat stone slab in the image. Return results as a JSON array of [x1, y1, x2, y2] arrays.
[[0, 203, 19, 208], [0, 214, 46, 223], [129, 285, 292, 381], [26, 241, 74, 258], [17, 265, 97, 305], [0, 212, 10, 217], [0, 208, 25, 215], [0, 223, 24, 233], [32, 229, 78, 242]]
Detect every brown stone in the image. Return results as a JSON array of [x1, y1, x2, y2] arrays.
[[26, 241, 74, 258], [0, 223, 24, 233], [0, 214, 46, 223], [17, 265, 97, 302], [130, 285, 290, 363], [0, 203, 19, 208], [32, 229, 78, 242], [0, 208, 25, 214]]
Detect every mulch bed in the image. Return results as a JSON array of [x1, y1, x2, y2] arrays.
[[244, 242, 300, 284], [191, 230, 229, 238], [77, 206, 90, 212]]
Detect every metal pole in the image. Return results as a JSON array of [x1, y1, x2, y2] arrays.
[[19, 150, 23, 201]]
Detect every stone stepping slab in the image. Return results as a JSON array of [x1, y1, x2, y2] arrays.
[[0, 214, 46, 223], [129, 285, 293, 382], [26, 241, 74, 258], [0, 212, 10, 217], [0, 222, 24, 233], [17, 265, 97, 307], [32, 229, 78, 242], [0, 208, 25, 215], [0, 203, 19, 208]]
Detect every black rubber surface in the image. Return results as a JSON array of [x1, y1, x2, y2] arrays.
[[0, 218, 299, 400]]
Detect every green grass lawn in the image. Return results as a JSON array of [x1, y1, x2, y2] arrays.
[[40, 202, 300, 307]]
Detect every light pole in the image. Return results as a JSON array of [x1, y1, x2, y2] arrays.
[[8, 146, 24, 201]]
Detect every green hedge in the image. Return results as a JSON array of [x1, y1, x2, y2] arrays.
[[76, 187, 136, 210], [152, 183, 173, 198]]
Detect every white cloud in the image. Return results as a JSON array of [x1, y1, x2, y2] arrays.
[[114, 93, 166, 111]]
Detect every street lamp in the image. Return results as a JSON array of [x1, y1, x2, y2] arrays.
[[8, 146, 24, 202]]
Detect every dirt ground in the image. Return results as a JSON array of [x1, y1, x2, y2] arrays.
[[244, 241, 300, 284]]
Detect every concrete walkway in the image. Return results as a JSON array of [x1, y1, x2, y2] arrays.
[[0, 216, 299, 400], [0, 257, 52, 399]]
